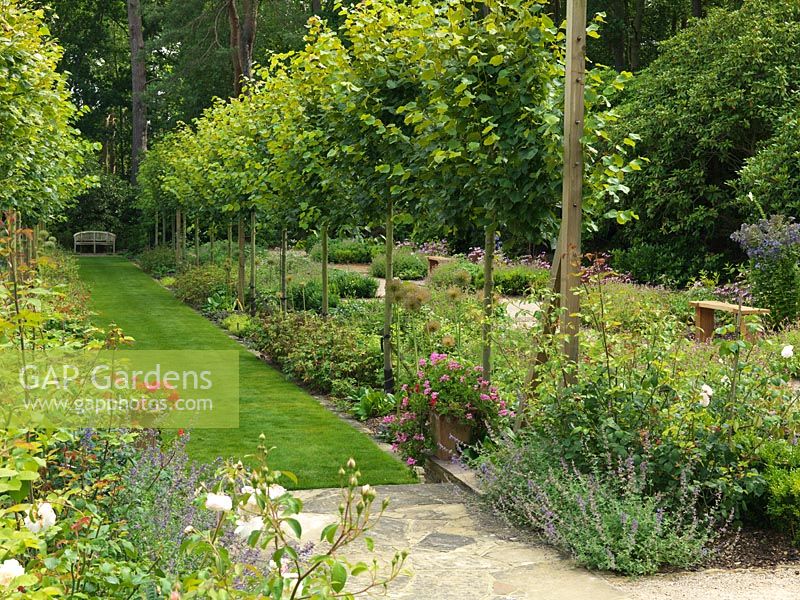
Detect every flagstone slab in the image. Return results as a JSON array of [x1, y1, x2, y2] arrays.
[[297, 483, 629, 600]]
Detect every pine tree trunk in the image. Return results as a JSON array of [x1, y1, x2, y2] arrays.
[[692, 0, 703, 18], [126, 0, 147, 183], [383, 198, 394, 393]]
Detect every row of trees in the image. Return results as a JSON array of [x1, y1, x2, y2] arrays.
[[0, 1, 94, 236], [140, 0, 641, 390]]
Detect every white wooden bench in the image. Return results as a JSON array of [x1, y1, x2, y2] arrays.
[[74, 231, 116, 254]]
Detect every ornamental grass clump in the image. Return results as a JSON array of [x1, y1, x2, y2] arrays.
[[731, 214, 800, 325]]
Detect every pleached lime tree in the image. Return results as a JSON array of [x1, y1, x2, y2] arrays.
[[408, 0, 641, 378], [0, 0, 95, 228], [310, 1, 438, 392]]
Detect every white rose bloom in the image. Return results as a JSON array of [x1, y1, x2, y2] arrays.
[[268, 485, 286, 500], [205, 492, 233, 512], [701, 384, 714, 397], [24, 502, 56, 534], [234, 516, 264, 539], [699, 394, 711, 407], [782, 345, 794, 359], [0, 559, 24, 587]]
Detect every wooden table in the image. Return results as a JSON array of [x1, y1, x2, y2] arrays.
[[689, 300, 770, 342]]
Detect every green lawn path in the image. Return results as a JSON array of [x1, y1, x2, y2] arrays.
[[78, 256, 415, 488]]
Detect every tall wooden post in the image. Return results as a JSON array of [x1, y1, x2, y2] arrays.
[[559, 0, 587, 370]]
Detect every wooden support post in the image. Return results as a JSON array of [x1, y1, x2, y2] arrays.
[[559, 0, 587, 374], [695, 305, 715, 342]]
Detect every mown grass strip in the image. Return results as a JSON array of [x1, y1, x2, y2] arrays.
[[78, 256, 415, 488]]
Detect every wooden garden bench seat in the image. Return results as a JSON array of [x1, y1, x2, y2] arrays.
[[426, 255, 454, 277], [689, 300, 769, 342], [73, 231, 116, 254]]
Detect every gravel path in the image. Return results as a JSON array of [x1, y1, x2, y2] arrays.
[[608, 565, 800, 599]]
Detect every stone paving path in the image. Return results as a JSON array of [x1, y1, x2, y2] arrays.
[[298, 483, 628, 600]]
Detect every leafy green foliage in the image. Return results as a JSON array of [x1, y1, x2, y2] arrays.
[[247, 313, 382, 396], [137, 246, 177, 277], [287, 279, 340, 313], [370, 249, 427, 280], [350, 388, 396, 421], [479, 435, 724, 575], [612, 1, 800, 282], [310, 238, 379, 264], [429, 260, 482, 290], [476, 265, 550, 296], [329, 269, 379, 299], [612, 243, 726, 287], [738, 113, 800, 218], [765, 467, 800, 543], [0, 0, 95, 219], [172, 265, 231, 309]]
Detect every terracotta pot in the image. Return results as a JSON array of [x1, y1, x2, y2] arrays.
[[430, 412, 472, 460]]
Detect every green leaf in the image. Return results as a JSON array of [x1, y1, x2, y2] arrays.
[[283, 517, 302, 539], [331, 562, 348, 592], [489, 55, 503, 66]]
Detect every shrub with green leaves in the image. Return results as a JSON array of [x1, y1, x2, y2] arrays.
[[493, 265, 550, 296], [173, 265, 230, 308], [310, 238, 379, 264], [246, 313, 381, 395], [287, 279, 341, 313], [370, 249, 427, 280], [612, 243, 727, 287], [138, 246, 177, 277], [765, 467, 800, 543], [329, 269, 379, 299], [221, 313, 254, 335], [738, 114, 800, 218], [429, 260, 481, 290], [610, 1, 800, 282]]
